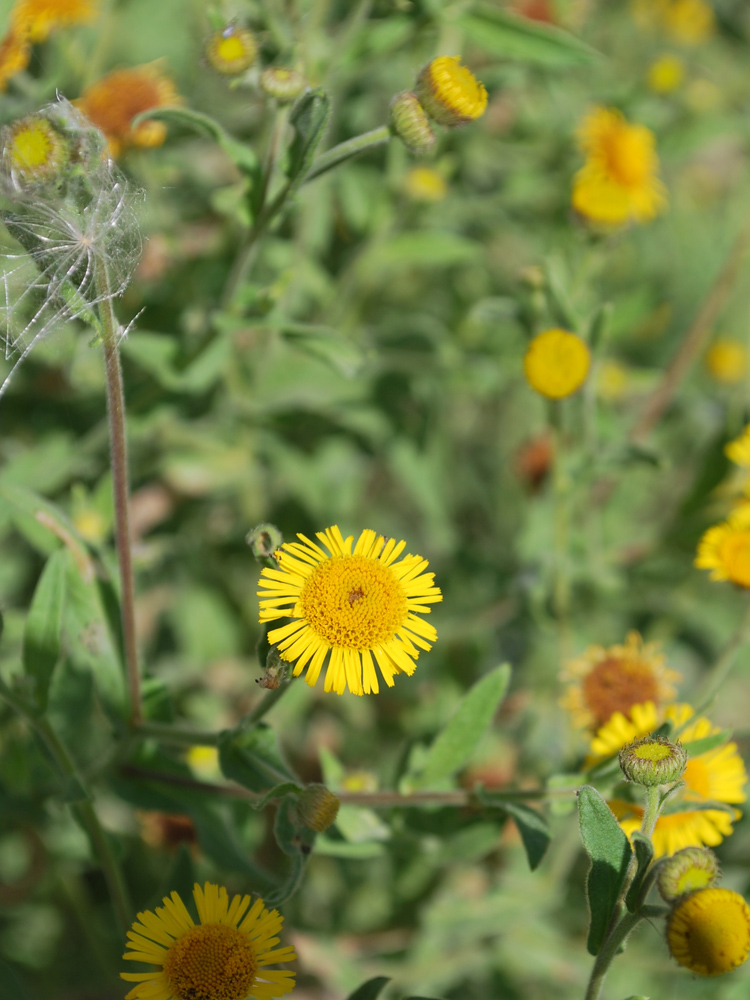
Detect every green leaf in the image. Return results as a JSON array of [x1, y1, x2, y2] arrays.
[[22, 550, 67, 710], [286, 89, 331, 195], [625, 833, 654, 912], [359, 232, 482, 276], [132, 106, 260, 176], [218, 723, 297, 792], [682, 731, 732, 756], [407, 664, 511, 789], [475, 792, 551, 870], [346, 977, 391, 1000], [459, 4, 600, 66], [314, 836, 386, 859], [264, 797, 313, 906], [578, 785, 633, 956]]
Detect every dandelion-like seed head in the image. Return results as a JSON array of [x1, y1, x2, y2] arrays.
[[667, 888, 750, 976], [524, 328, 591, 399], [206, 23, 258, 76], [415, 56, 488, 127]]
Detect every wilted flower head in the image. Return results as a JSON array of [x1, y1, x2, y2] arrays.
[[0, 98, 142, 397]]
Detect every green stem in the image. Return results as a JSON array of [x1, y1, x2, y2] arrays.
[[303, 124, 391, 183], [95, 262, 141, 728], [583, 910, 644, 1000], [640, 785, 661, 840], [242, 680, 293, 726], [693, 596, 750, 717], [550, 401, 571, 655], [134, 721, 220, 746]]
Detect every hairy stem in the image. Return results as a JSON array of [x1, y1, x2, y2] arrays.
[[583, 909, 644, 1000], [96, 262, 141, 727], [303, 124, 391, 183]]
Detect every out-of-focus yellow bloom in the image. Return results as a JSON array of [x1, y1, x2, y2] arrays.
[[725, 426, 750, 468], [11, 0, 98, 43], [597, 359, 630, 401], [205, 24, 258, 76], [0, 30, 31, 90], [648, 54, 685, 93], [573, 107, 667, 226], [187, 745, 220, 780], [403, 166, 447, 202], [664, 0, 715, 45], [524, 328, 590, 399], [416, 56, 488, 127], [705, 339, 748, 385], [668, 888, 750, 976], [77, 63, 181, 157], [696, 503, 750, 587]]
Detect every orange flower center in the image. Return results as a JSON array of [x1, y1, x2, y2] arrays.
[[603, 127, 651, 186], [719, 531, 750, 587], [582, 655, 659, 726], [163, 923, 257, 1000]]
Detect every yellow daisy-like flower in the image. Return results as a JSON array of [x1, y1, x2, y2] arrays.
[[76, 63, 181, 157], [561, 632, 680, 732], [725, 426, 750, 468], [523, 328, 591, 399], [648, 53, 685, 94], [121, 881, 296, 1000], [664, 0, 715, 45], [2, 113, 69, 184], [416, 56, 488, 127], [706, 340, 748, 385], [257, 525, 442, 696], [572, 107, 667, 226], [206, 24, 258, 76], [592, 703, 748, 857], [667, 888, 750, 976], [0, 30, 31, 90], [695, 503, 750, 587], [10, 0, 98, 43]]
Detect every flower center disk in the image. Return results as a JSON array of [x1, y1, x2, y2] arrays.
[[300, 554, 407, 650], [163, 922, 257, 1000], [583, 655, 659, 726]]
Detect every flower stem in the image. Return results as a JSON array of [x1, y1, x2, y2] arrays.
[[133, 722, 220, 746], [583, 909, 644, 1000], [95, 261, 141, 727], [241, 680, 293, 727], [303, 124, 391, 183], [693, 595, 750, 717]]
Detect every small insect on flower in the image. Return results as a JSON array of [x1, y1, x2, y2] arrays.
[[415, 56, 488, 127], [121, 881, 296, 1000], [76, 63, 181, 157], [258, 525, 442, 696], [523, 328, 591, 399], [206, 23, 258, 76]]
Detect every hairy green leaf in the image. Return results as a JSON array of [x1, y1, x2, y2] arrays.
[[460, 4, 600, 66]]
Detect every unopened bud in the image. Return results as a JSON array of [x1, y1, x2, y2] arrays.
[[261, 67, 306, 103], [246, 522, 283, 560], [619, 735, 687, 787], [2, 113, 70, 188], [206, 23, 258, 76], [658, 847, 720, 902], [415, 56, 488, 128], [389, 92, 435, 155], [296, 784, 340, 833]]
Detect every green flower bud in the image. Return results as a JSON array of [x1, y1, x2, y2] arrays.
[[296, 784, 340, 833], [658, 847, 721, 902], [389, 91, 436, 155], [246, 522, 283, 560], [619, 735, 687, 786], [206, 23, 258, 76], [2, 113, 70, 188], [260, 67, 306, 103]]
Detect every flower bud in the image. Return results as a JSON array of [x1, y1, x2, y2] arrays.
[[260, 67, 306, 103], [1, 113, 70, 188], [415, 56, 488, 128], [389, 92, 435, 155], [206, 23, 258, 76], [246, 523, 283, 560], [296, 784, 340, 833], [667, 888, 750, 976], [658, 847, 720, 902], [619, 735, 687, 786]]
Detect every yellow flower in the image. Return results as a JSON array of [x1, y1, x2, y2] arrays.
[[2, 113, 69, 184], [10, 0, 98, 43], [0, 30, 31, 90], [726, 426, 750, 468], [561, 632, 680, 731], [403, 166, 447, 202], [667, 888, 750, 976], [76, 64, 181, 157], [664, 0, 715, 45], [257, 525, 442, 696], [572, 107, 667, 226], [121, 881, 296, 1000], [695, 503, 750, 587], [416, 56, 488, 127], [593, 703, 747, 857], [206, 24, 258, 76], [706, 339, 748, 384], [648, 54, 685, 93], [523, 328, 591, 399]]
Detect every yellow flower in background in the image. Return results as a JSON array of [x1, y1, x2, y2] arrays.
[[664, 0, 715, 45], [631, 0, 670, 30], [11, 0, 98, 43], [593, 703, 747, 857], [561, 632, 680, 732], [416, 56, 488, 127], [696, 503, 750, 587], [77, 63, 181, 157], [725, 426, 750, 468], [523, 328, 590, 399], [648, 54, 685, 93], [706, 339, 748, 384], [597, 359, 630, 401], [121, 882, 296, 1000], [572, 107, 667, 226], [206, 24, 258, 76], [258, 526, 442, 696], [3, 113, 69, 184], [0, 30, 30, 90], [668, 888, 750, 976], [404, 166, 448, 202]]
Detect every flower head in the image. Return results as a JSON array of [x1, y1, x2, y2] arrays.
[[260, 68, 306, 103], [121, 881, 296, 1000], [0, 30, 31, 90], [667, 888, 750, 976], [77, 63, 181, 157], [619, 735, 687, 786], [561, 632, 680, 731], [696, 503, 750, 587], [706, 339, 748, 384], [10, 0, 98, 43], [415, 56, 487, 127], [664, 0, 715, 45], [206, 24, 258, 76], [572, 107, 667, 226], [2, 113, 69, 185], [658, 846, 720, 901], [390, 92, 436, 155], [593, 703, 747, 856], [523, 328, 591, 399], [296, 784, 340, 833], [725, 426, 750, 468], [257, 525, 442, 696]]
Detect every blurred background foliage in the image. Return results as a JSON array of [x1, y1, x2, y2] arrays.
[[2, 0, 750, 997]]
